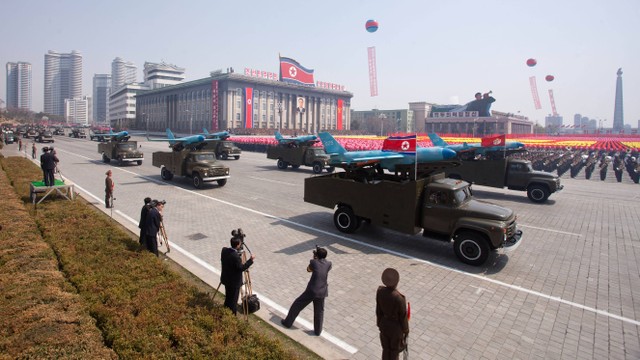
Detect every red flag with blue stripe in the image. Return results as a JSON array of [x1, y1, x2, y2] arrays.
[[279, 56, 315, 86], [382, 135, 417, 154]]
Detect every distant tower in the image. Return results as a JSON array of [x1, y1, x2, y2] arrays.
[[6, 61, 32, 110], [613, 68, 624, 132], [111, 57, 137, 93], [44, 50, 83, 116]]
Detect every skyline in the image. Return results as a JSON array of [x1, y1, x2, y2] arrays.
[[1, 0, 638, 127]]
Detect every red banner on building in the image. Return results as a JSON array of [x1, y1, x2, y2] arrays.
[[245, 87, 253, 129], [481, 134, 506, 147], [337, 99, 343, 130], [211, 80, 219, 130]]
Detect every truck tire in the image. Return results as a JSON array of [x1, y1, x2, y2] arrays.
[[136, 160, 143, 165], [193, 173, 203, 188], [277, 159, 288, 169], [161, 167, 173, 181], [217, 179, 227, 187], [527, 184, 550, 203], [326, 166, 335, 173], [312, 162, 323, 174], [221, 152, 228, 160], [453, 231, 490, 266], [102, 153, 110, 163], [291, 164, 300, 169], [117, 156, 124, 166], [234, 156, 240, 160], [333, 206, 360, 233]]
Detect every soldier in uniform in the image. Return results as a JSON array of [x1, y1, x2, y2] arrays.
[[105, 170, 114, 208], [376, 268, 409, 360], [281, 247, 332, 336]]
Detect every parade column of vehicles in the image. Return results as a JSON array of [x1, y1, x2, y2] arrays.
[[266, 132, 334, 173]]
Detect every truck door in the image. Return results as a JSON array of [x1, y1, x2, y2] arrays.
[[506, 162, 528, 188], [422, 189, 453, 234]]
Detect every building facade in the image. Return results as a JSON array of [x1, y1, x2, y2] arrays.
[[65, 96, 90, 125], [92, 74, 111, 124], [111, 57, 137, 93], [350, 109, 414, 134], [134, 71, 353, 134], [143, 62, 185, 89], [109, 83, 150, 128], [44, 50, 82, 116], [5, 61, 32, 110]]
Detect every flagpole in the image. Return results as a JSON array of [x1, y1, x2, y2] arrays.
[[415, 132, 418, 181]]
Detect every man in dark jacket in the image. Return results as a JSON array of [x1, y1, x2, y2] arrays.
[[220, 236, 255, 315], [40, 147, 59, 186], [144, 200, 164, 256], [281, 247, 332, 336], [376, 268, 409, 360], [138, 197, 152, 245]]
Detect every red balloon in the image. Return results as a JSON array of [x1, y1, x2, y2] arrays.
[[526, 58, 537, 67], [545, 75, 555, 82]]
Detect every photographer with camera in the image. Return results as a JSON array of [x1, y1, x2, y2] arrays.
[[220, 229, 255, 315], [281, 246, 332, 336], [143, 200, 165, 256]]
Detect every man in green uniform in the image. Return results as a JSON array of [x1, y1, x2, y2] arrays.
[[376, 268, 409, 360]]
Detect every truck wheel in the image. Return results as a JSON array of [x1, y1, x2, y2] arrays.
[[102, 153, 110, 163], [136, 160, 143, 165], [312, 162, 323, 174], [453, 232, 490, 266], [161, 167, 173, 180], [291, 164, 300, 169], [326, 166, 335, 173], [334, 206, 360, 233], [527, 184, 550, 203], [117, 156, 124, 166], [221, 152, 228, 160], [217, 179, 227, 187], [234, 156, 240, 160], [277, 159, 288, 169], [193, 173, 203, 189]]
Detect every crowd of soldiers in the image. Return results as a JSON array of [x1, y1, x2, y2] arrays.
[[513, 148, 640, 184]]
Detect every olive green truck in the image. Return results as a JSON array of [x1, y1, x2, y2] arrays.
[[99, 141, 144, 165], [443, 158, 563, 203], [266, 145, 335, 174], [152, 148, 230, 188], [304, 171, 522, 265]]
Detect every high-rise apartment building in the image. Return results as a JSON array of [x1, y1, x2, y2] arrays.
[[143, 61, 185, 89], [6, 62, 32, 110], [93, 74, 111, 124], [65, 96, 90, 125], [111, 57, 137, 93], [44, 50, 82, 116], [613, 68, 624, 132]]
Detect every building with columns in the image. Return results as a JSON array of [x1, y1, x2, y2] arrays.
[[134, 70, 353, 133]]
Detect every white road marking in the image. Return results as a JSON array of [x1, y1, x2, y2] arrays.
[[518, 224, 582, 237], [248, 176, 299, 186]]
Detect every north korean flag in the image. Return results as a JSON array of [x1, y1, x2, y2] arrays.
[[481, 134, 506, 147], [382, 135, 417, 154], [279, 56, 315, 86]]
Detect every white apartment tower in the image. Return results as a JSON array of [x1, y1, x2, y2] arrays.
[[44, 50, 82, 116], [65, 96, 91, 125], [93, 74, 111, 124], [111, 57, 137, 93], [143, 61, 185, 89], [6, 61, 32, 110]]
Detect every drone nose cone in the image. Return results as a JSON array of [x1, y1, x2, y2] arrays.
[[442, 148, 457, 159]]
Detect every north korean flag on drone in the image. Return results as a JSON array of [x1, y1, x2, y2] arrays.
[[279, 56, 315, 86], [382, 135, 417, 155]]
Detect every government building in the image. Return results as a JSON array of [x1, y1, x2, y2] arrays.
[[132, 68, 353, 134]]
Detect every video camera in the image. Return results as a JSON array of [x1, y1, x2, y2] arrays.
[[231, 228, 248, 251], [313, 245, 320, 258]]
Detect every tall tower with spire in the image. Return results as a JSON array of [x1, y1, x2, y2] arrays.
[[613, 68, 624, 132]]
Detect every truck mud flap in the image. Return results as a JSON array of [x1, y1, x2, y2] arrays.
[[501, 229, 523, 253]]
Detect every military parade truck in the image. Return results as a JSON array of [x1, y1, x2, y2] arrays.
[[69, 129, 87, 138], [99, 140, 144, 165], [267, 145, 334, 174], [443, 158, 563, 203], [36, 130, 54, 143], [152, 148, 230, 188], [203, 139, 242, 160], [304, 170, 522, 265]]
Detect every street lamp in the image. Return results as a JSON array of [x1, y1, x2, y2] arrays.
[[378, 113, 387, 136]]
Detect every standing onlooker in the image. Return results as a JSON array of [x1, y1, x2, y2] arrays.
[[220, 235, 255, 315], [376, 268, 409, 360], [281, 247, 332, 336], [105, 170, 115, 208], [138, 197, 152, 245], [31, 142, 37, 159], [144, 200, 165, 256], [18, 138, 22, 151], [40, 147, 59, 187]]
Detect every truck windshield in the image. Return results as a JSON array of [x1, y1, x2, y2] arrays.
[[453, 187, 471, 204], [117, 144, 136, 151], [194, 154, 216, 161], [311, 148, 326, 155]]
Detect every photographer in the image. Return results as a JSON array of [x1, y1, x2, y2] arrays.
[[281, 246, 332, 336], [220, 230, 255, 315], [143, 200, 165, 256]]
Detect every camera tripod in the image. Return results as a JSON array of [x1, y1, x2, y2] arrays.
[[240, 243, 254, 320], [158, 220, 171, 254]]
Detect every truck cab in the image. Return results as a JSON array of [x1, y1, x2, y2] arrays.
[[152, 149, 230, 188], [203, 140, 242, 160], [99, 140, 144, 165], [267, 144, 334, 174], [37, 130, 54, 143]]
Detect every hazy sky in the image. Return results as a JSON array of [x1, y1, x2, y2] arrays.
[[2, 0, 638, 126]]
